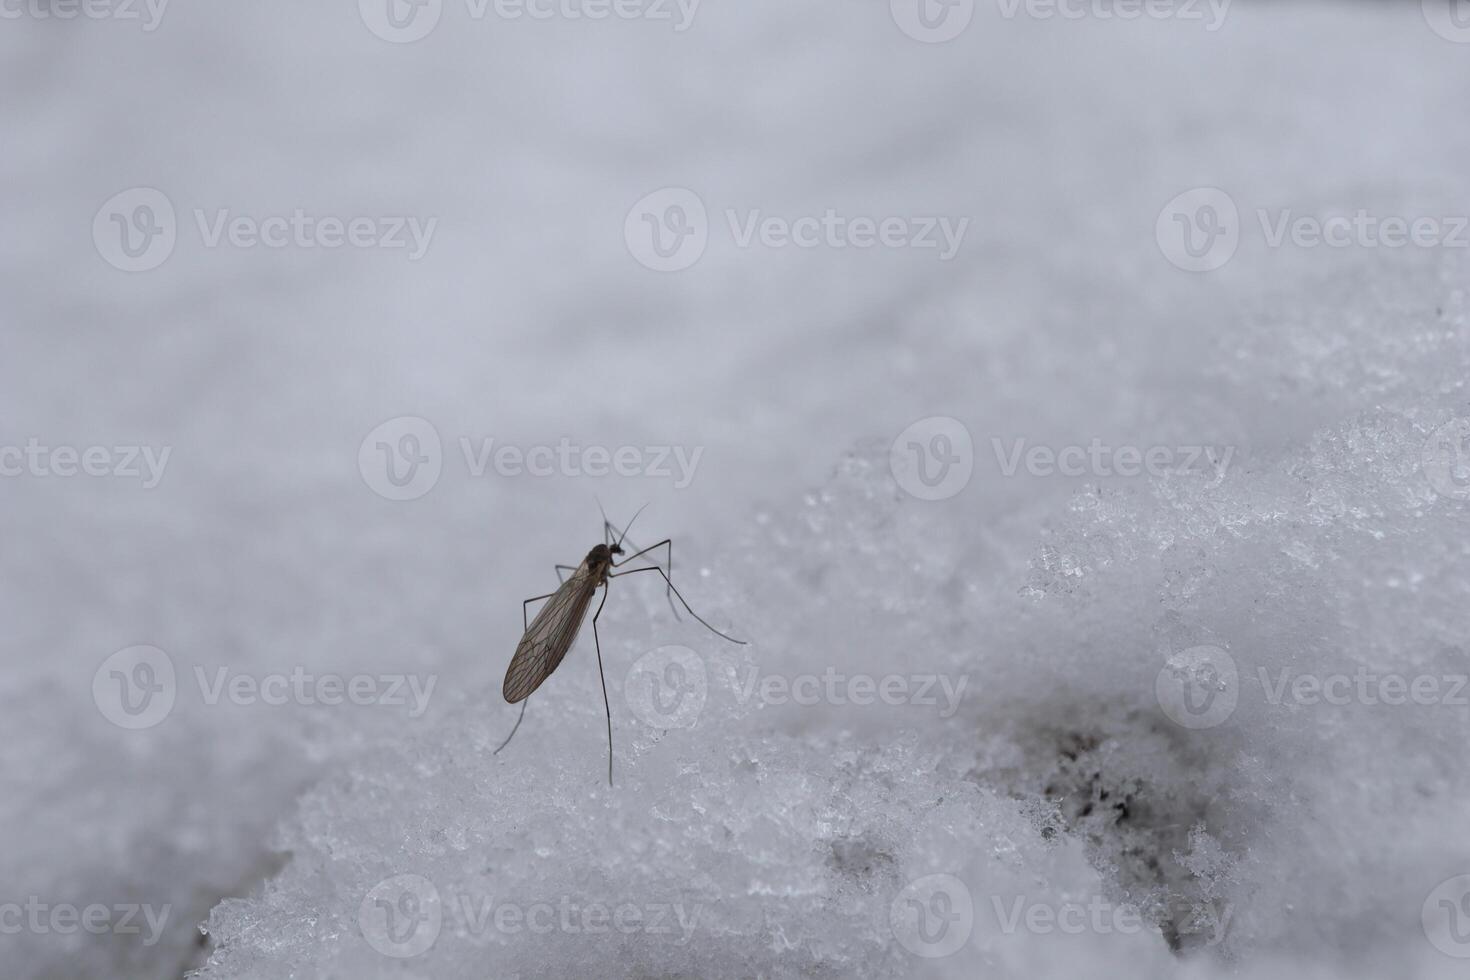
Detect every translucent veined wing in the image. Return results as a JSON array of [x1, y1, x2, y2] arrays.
[[502, 565, 598, 703]]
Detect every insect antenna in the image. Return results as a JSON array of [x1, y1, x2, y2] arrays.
[[614, 503, 649, 550]]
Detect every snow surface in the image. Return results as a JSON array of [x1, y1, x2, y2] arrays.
[[4, 1, 1470, 978]]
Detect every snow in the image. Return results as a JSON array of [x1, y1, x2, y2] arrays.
[[3, 1, 1470, 978]]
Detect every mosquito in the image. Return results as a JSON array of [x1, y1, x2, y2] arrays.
[[494, 506, 745, 785]]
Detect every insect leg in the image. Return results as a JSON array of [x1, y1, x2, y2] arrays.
[[522, 589, 558, 630], [555, 564, 576, 585], [493, 701, 527, 755], [615, 537, 672, 568], [608, 560, 746, 645], [609, 532, 679, 620], [591, 583, 613, 786]]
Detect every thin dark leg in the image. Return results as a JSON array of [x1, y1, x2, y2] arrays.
[[493, 701, 526, 754], [522, 590, 557, 630], [615, 537, 672, 569], [591, 584, 613, 786], [609, 561, 745, 645], [555, 564, 576, 585], [609, 532, 679, 620]]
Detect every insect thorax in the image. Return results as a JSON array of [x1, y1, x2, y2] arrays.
[[585, 544, 615, 580]]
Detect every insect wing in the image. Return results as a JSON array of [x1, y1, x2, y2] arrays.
[[502, 568, 598, 703]]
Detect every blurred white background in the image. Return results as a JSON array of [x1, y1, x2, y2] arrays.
[[3, 1, 1470, 977]]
